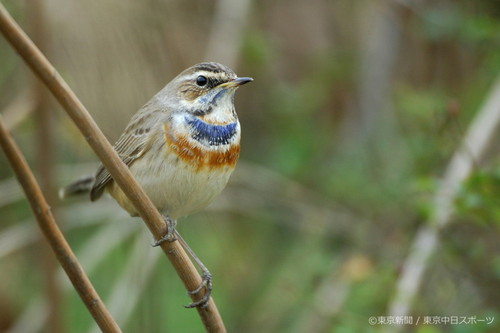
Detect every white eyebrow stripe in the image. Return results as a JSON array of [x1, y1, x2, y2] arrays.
[[183, 71, 228, 82]]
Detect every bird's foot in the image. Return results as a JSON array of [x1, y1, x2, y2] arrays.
[[184, 271, 213, 309], [152, 216, 177, 246]]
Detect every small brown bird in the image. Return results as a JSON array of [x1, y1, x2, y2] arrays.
[[61, 62, 252, 307]]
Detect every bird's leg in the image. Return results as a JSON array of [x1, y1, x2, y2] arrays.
[[174, 230, 213, 309], [152, 218, 212, 308], [152, 216, 177, 246]]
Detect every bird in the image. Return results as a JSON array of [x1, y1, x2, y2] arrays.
[[60, 62, 252, 307]]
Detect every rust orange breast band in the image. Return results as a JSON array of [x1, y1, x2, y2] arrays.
[[164, 122, 240, 171]]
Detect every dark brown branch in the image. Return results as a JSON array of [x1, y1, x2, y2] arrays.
[[0, 4, 225, 332], [0, 116, 122, 333]]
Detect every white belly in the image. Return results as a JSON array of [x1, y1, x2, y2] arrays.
[[129, 148, 234, 219]]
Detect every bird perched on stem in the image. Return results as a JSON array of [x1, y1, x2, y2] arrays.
[[60, 62, 252, 307]]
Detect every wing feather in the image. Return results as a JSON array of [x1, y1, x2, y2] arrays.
[[90, 105, 166, 201]]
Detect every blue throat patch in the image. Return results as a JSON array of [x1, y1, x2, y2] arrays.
[[185, 116, 237, 146]]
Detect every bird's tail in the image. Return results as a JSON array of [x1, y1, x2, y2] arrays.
[[59, 175, 95, 199]]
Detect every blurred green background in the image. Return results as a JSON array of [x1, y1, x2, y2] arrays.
[[1, 0, 499, 332]]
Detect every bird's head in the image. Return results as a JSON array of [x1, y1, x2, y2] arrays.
[[160, 62, 253, 117]]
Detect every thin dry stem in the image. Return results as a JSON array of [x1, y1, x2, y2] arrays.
[[387, 76, 500, 330], [0, 4, 225, 332], [5, 220, 138, 332], [0, 115, 122, 333]]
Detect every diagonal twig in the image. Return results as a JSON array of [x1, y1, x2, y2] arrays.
[[0, 4, 225, 332], [387, 75, 500, 329], [5, 219, 139, 333], [0, 115, 122, 333]]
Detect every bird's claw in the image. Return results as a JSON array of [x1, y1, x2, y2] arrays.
[[152, 217, 177, 247], [184, 272, 213, 309]]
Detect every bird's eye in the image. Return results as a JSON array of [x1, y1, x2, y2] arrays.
[[196, 75, 208, 87]]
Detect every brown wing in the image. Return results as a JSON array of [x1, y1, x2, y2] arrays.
[[89, 105, 166, 201]]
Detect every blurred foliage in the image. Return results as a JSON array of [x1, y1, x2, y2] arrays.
[[456, 165, 500, 225], [1, 0, 500, 332]]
